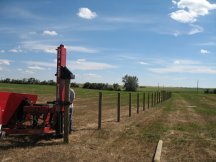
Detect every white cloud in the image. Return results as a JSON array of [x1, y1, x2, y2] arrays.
[[25, 61, 56, 68], [16, 68, 35, 75], [9, 49, 19, 53], [149, 65, 216, 74], [43, 30, 58, 36], [21, 41, 98, 54], [77, 8, 97, 20], [66, 46, 98, 54], [69, 59, 116, 70], [119, 55, 139, 61], [170, 0, 216, 23], [172, 0, 177, 5], [173, 59, 200, 65], [44, 49, 56, 54], [25, 59, 115, 71], [173, 31, 180, 37], [0, 59, 11, 65], [170, 9, 197, 23], [9, 46, 22, 53], [200, 49, 209, 54], [21, 42, 56, 54], [188, 24, 203, 35], [83, 73, 102, 78], [10, 49, 18, 53], [76, 59, 86, 62], [28, 66, 45, 70], [0, 49, 5, 53], [149, 59, 215, 74], [174, 60, 181, 64], [103, 16, 153, 24], [24, 70, 35, 75], [139, 61, 148, 65]]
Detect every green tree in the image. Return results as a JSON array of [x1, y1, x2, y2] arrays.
[[113, 83, 121, 91], [122, 75, 139, 91]]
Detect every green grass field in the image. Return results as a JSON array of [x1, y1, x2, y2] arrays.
[[0, 82, 202, 104], [0, 83, 216, 162]]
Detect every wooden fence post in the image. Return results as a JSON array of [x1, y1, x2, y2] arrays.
[[162, 91, 164, 102], [143, 93, 145, 111], [148, 93, 150, 109], [154, 92, 156, 106], [166, 91, 168, 100], [165, 91, 167, 101], [137, 93, 139, 114], [129, 93, 131, 117], [151, 93, 154, 107], [117, 92, 120, 122], [98, 92, 102, 129], [157, 92, 159, 104]]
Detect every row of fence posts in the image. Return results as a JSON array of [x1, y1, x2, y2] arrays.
[[98, 91, 172, 129]]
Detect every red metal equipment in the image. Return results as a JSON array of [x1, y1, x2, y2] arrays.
[[0, 44, 74, 137], [0, 92, 37, 125]]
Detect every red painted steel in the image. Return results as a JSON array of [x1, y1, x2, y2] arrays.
[[0, 44, 72, 136], [56, 44, 66, 111], [0, 92, 37, 125], [24, 105, 55, 114], [3, 127, 55, 135]]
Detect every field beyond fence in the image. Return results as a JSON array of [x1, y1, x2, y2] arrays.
[[0, 83, 216, 162]]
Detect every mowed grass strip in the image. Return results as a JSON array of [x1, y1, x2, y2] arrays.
[[161, 92, 216, 161], [181, 93, 216, 140]]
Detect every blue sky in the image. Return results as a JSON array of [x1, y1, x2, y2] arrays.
[[0, 0, 216, 88]]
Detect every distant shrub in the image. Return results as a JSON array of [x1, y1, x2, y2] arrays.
[[204, 89, 216, 94], [82, 82, 121, 91], [83, 82, 91, 89], [122, 75, 139, 91], [204, 89, 210, 94], [113, 83, 121, 91], [140, 86, 146, 88], [70, 82, 79, 88]]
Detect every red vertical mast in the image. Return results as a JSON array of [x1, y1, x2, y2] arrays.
[[56, 44, 66, 110], [56, 44, 66, 134], [55, 44, 75, 136]]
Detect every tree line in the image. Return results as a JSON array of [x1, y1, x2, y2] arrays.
[[82, 75, 139, 91], [204, 89, 216, 94], [0, 78, 56, 85], [83, 82, 121, 91], [0, 74, 139, 91]]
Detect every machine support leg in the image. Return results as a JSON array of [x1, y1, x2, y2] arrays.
[[64, 79, 70, 144], [56, 112, 62, 136]]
